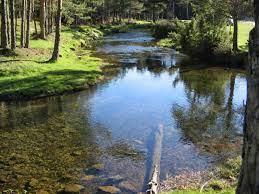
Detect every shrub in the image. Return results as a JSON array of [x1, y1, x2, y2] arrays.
[[152, 19, 182, 39]]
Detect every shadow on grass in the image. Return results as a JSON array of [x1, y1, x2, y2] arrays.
[[0, 59, 41, 64], [0, 48, 18, 57], [0, 69, 102, 100]]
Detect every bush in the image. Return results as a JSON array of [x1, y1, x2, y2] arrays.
[[152, 19, 182, 39]]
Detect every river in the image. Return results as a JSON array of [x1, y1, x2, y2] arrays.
[[0, 30, 247, 193]]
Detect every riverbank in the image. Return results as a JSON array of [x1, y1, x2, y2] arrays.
[[161, 157, 241, 194], [0, 26, 106, 101], [156, 21, 254, 67]]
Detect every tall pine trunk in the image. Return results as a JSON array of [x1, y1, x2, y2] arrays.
[[45, 0, 48, 35], [233, 16, 238, 53], [237, 2, 259, 193], [21, 0, 26, 48], [6, 0, 10, 46], [9, 0, 16, 50], [25, 0, 31, 48], [50, 0, 62, 62], [1, 0, 9, 49], [40, 0, 46, 39]]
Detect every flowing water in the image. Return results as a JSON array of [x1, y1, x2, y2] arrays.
[[0, 30, 247, 193]]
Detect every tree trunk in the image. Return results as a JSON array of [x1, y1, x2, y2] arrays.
[[233, 16, 238, 53], [186, 1, 189, 19], [25, 0, 31, 48], [45, 0, 48, 35], [15, 9, 18, 35], [48, 0, 52, 33], [9, 0, 16, 50], [40, 0, 46, 39], [6, 0, 10, 46], [1, 0, 9, 49], [50, 0, 62, 62], [236, 69, 259, 194], [255, 0, 259, 45], [20, 0, 26, 47], [237, 5, 259, 191]]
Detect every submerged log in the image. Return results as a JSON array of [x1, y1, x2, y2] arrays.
[[146, 124, 164, 194], [146, 165, 159, 194]]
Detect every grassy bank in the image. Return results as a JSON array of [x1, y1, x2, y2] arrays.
[[161, 157, 241, 194], [162, 189, 235, 194], [0, 26, 104, 101]]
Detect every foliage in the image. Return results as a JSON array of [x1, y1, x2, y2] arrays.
[[152, 19, 183, 39], [216, 157, 242, 180]]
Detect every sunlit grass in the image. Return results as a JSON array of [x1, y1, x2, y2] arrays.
[[237, 21, 254, 51], [0, 25, 104, 100]]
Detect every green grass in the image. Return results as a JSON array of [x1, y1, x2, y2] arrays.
[[0, 26, 104, 100], [162, 189, 235, 194], [237, 21, 254, 51]]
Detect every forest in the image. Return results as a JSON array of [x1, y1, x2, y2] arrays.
[[0, 0, 258, 194]]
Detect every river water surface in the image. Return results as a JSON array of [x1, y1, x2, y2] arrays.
[[0, 30, 247, 193]]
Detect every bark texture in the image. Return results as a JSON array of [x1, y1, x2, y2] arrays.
[[21, 0, 26, 48], [25, 0, 31, 48], [1, 0, 9, 49], [237, 2, 259, 192], [9, 0, 16, 50], [50, 0, 62, 62], [233, 16, 238, 53], [40, 0, 46, 39]]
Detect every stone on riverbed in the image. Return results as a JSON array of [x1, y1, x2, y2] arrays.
[[29, 178, 39, 188], [97, 186, 120, 194], [62, 184, 85, 194], [85, 163, 104, 174], [81, 175, 96, 182], [36, 190, 49, 194]]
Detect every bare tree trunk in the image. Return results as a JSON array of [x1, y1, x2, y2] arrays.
[[25, 0, 31, 48], [233, 16, 238, 53], [45, 0, 48, 35], [50, 0, 62, 62], [32, 0, 38, 35], [237, 2, 259, 192], [255, 0, 259, 45], [9, 0, 16, 50], [40, 0, 46, 39], [47, 0, 52, 33], [1, 0, 9, 49], [15, 9, 18, 35], [6, 0, 10, 46], [21, 0, 26, 47]]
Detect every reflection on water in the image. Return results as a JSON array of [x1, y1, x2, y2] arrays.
[[0, 30, 247, 193]]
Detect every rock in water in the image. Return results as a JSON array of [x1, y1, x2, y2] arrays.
[[97, 186, 120, 194], [62, 184, 84, 194], [81, 175, 96, 182], [36, 190, 49, 194]]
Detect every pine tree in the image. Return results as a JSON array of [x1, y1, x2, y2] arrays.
[[21, 0, 26, 47], [50, 0, 62, 62], [40, 0, 46, 39], [9, 0, 16, 50], [25, 0, 31, 48], [1, 0, 9, 49]]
